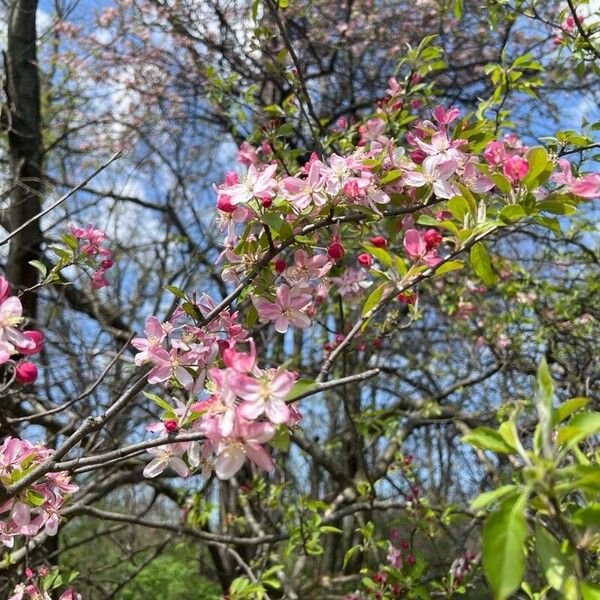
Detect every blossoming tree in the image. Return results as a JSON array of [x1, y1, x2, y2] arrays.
[[1, 0, 599, 598]]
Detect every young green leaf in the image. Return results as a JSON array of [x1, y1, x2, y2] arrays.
[[470, 242, 497, 286]]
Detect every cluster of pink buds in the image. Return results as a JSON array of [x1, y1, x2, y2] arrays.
[[0, 276, 44, 385], [483, 135, 530, 184], [0, 437, 78, 548], [553, 12, 585, 45], [9, 566, 80, 600], [68, 222, 113, 288]]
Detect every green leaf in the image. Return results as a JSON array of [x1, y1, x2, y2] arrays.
[[492, 173, 512, 195], [470, 242, 497, 286], [447, 196, 471, 221], [434, 260, 464, 276], [362, 243, 393, 268], [28, 260, 48, 278], [165, 285, 187, 300], [499, 205, 526, 223], [537, 201, 577, 215], [284, 379, 315, 401], [557, 412, 600, 447], [482, 493, 529, 600], [522, 147, 550, 189], [552, 397, 589, 426], [343, 545, 361, 568], [470, 485, 518, 511], [462, 427, 517, 454], [582, 582, 600, 600], [571, 504, 600, 528], [143, 392, 177, 418], [362, 284, 386, 317], [379, 170, 402, 185], [535, 522, 572, 592]]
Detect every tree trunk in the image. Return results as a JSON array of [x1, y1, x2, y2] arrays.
[[3, 0, 43, 318]]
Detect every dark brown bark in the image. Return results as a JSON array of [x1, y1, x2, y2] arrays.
[[3, 0, 43, 317]]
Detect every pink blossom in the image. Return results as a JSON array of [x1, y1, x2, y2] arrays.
[[402, 156, 458, 199], [200, 416, 275, 480], [403, 229, 442, 266], [280, 162, 328, 210], [252, 284, 312, 333], [284, 249, 331, 285], [0, 290, 34, 364], [483, 141, 506, 166], [217, 163, 277, 205], [147, 347, 196, 389], [232, 368, 297, 424], [503, 155, 529, 182], [143, 443, 190, 478], [432, 106, 461, 126], [237, 141, 258, 166], [131, 316, 168, 366]]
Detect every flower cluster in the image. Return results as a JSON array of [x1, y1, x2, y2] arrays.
[[0, 437, 78, 548], [134, 297, 300, 480], [9, 566, 80, 600], [0, 276, 43, 385], [68, 222, 114, 288], [137, 104, 599, 484]]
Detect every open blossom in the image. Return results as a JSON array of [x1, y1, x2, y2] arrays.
[[200, 415, 275, 480], [284, 249, 331, 285], [332, 268, 373, 309], [402, 155, 458, 199], [280, 161, 328, 210], [0, 438, 77, 548], [131, 315, 168, 365], [147, 347, 197, 389], [232, 367, 297, 424], [0, 279, 36, 364], [143, 443, 190, 478], [252, 284, 312, 333], [551, 158, 600, 198], [217, 163, 277, 205], [403, 229, 442, 266]]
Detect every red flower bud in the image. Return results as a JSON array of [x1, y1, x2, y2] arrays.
[[373, 337, 383, 349], [164, 420, 178, 432], [407, 554, 416, 566], [16, 330, 43, 356], [261, 197, 273, 208], [217, 195, 236, 213], [101, 258, 114, 269], [370, 235, 387, 248], [357, 253, 372, 267], [397, 291, 416, 305], [274, 259, 286, 274], [15, 361, 37, 385], [423, 229, 442, 250], [327, 242, 345, 260]]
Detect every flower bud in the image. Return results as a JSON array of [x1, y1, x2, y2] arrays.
[[217, 195, 236, 213], [164, 420, 178, 432], [327, 241, 345, 260], [274, 259, 286, 274], [15, 361, 38, 385], [16, 331, 43, 356], [370, 236, 387, 248], [423, 229, 442, 250], [357, 253, 372, 267]]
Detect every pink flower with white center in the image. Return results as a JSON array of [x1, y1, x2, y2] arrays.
[[204, 367, 238, 436], [323, 154, 363, 195], [403, 229, 442, 267], [217, 163, 277, 205], [200, 416, 275, 480], [402, 155, 458, 199], [414, 131, 462, 163], [0, 290, 35, 364], [143, 443, 190, 478], [551, 159, 600, 198], [461, 161, 495, 193], [432, 106, 461, 126], [232, 368, 297, 424], [131, 316, 168, 366], [147, 347, 196, 389], [332, 268, 373, 309], [280, 162, 328, 210], [386, 77, 402, 97], [284, 250, 331, 285], [252, 284, 312, 333]]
